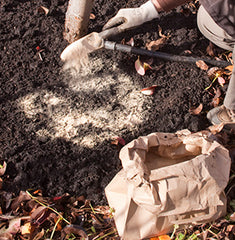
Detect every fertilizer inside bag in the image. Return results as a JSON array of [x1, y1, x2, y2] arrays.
[[105, 130, 231, 240]]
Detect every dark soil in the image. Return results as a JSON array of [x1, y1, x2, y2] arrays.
[[0, 0, 231, 205]]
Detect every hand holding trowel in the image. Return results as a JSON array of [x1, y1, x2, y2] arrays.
[[60, 1, 160, 70], [60, 27, 121, 71], [61, 0, 230, 71]]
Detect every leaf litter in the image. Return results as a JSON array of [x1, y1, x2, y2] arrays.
[[0, 122, 234, 239]]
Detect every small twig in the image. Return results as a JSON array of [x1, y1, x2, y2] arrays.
[[89, 202, 104, 223], [207, 228, 219, 239], [171, 224, 179, 239], [92, 229, 117, 240], [38, 52, 43, 61], [50, 217, 62, 240], [205, 75, 218, 90]]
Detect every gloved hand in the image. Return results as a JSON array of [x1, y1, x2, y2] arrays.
[[102, 0, 159, 33]]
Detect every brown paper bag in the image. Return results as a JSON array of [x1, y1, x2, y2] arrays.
[[105, 130, 231, 239]]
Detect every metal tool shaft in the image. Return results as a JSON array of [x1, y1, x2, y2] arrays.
[[104, 40, 230, 67]]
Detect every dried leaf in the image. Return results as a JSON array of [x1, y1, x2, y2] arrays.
[[226, 224, 235, 233], [184, 50, 192, 55], [224, 65, 233, 75], [144, 62, 152, 71], [0, 162, 7, 176], [140, 85, 157, 95], [196, 60, 209, 70], [158, 25, 169, 38], [146, 38, 167, 51], [30, 206, 50, 226], [135, 57, 152, 76], [126, 37, 134, 47], [230, 212, 235, 221], [146, 25, 169, 51], [1, 192, 12, 210], [11, 191, 31, 211], [0, 233, 13, 240], [32, 189, 43, 196], [211, 96, 220, 107], [61, 225, 88, 240], [211, 88, 221, 107], [150, 235, 171, 240], [135, 57, 145, 76], [32, 229, 44, 240], [91, 214, 103, 229], [207, 67, 220, 79], [111, 136, 125, 146], [0, 217, 21, 235], [189, 103, 203, 115], [21, 222, 31, 235], [37, 6, 49, 15], [217, 76, 226, 87], [89, 13, 96, 19], [206, 42, 215, 57], [121, 38, 134, 46]]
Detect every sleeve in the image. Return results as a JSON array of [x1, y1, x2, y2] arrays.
[[152, 0, 191, 12]]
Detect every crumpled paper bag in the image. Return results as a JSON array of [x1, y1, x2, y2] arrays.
[[105, 130, 231, 239]]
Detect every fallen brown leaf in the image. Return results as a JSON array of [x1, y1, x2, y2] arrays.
[[158, 25, 169, 38], [126, 38, 134, 47], [226, 224, 235, 233], [0, 217, 21, 235], [135, 57, 152, 76], [30, 206, 50, 226], [207, 67, 220, 79], [11, 191, 31, 211], [224, 65, 234, 75], [111, 136, 125, 146], [37, 6, 49, 15], [61, 224, 88, 240], [89, 13, 96, 19], [146, 38, 167, 51], [196, 60, 208, 70], [230, 212, 235, 221], [21, 222, 31, 235], [0, 232, 13, 240], [121, 38, 134, 46], [206, 42, 215, 57], [189, 103, 203, 115], [32, 228, 44, 240], [150, 235, 171, 240], [217, 76, 226, 87], [1, 192, 12, 210], [211, 88, 221, 107], [140, 85, 158, 95], [0, 161, 7, 176]]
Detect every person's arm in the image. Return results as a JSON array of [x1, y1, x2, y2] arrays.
[[152, 0, 190, 12], [103, 0, 190, 33]]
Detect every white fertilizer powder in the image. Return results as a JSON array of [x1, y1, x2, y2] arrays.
[[18, 57, 146, 148]]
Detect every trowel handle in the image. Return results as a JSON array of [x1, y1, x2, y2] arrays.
[[98, 27, 121, 39], [104, 41, 231, 67]]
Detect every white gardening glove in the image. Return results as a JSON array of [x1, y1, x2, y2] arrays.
[[102, 0, 159, 33]]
